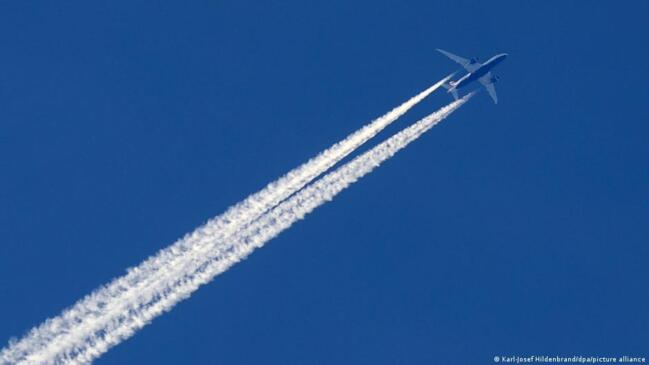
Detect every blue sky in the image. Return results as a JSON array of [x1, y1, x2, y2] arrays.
[[1, 1, 648, 364]]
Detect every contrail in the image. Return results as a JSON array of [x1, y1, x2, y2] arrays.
[[1, 76, 452, 365], [46, 95, 471, 364]]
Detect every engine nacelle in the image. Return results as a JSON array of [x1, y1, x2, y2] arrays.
[[491, 75, 500, 84], [470, 57, 480, 64]]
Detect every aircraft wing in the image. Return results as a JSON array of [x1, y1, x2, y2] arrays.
[[479, 73, 498, 104], [436, 49, 481, 72]]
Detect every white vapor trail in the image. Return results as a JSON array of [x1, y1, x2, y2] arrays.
[[1, 76, 453, 365], [51, 94, 471, 364]]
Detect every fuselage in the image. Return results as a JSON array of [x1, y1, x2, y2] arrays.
[[453, 53, 508, 89]]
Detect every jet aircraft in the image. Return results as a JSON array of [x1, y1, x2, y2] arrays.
[[437, 49, 508, 104]]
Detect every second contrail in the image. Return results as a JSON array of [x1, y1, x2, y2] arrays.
[[56, 94, 473, 364]]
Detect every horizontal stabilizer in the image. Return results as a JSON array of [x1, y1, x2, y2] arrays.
[[441, 82, 459, 100]]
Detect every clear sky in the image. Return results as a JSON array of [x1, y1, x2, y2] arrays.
[[1, 1, 648, 364]]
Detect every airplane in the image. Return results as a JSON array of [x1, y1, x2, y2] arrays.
[[437, 49, 508, 104]]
